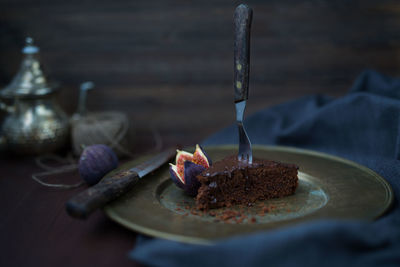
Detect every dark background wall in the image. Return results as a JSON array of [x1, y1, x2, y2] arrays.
[[1, 0, 399, 152]]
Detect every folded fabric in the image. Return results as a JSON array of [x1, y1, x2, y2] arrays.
[[130, 70, 400, 267]]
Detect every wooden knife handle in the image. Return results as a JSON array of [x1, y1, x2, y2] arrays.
[[65, 171, 139, 219], [234, 4, 253, 103]]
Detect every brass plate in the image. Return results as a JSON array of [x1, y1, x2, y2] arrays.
[[104, 145, 393, 244]]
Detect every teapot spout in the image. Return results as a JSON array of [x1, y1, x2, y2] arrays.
[[77, 81, 94, 117]]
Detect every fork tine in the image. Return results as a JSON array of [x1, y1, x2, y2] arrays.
[[237, 120, 252, 163]]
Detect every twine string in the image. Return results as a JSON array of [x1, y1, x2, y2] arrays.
[[31, 154, 83, 189]]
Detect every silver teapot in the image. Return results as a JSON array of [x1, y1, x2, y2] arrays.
[[0, 37, 69, 155]]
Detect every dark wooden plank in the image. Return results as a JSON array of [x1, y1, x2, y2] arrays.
[[2, 0, 399, 150]]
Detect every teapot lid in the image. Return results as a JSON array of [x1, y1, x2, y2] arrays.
[[0, 37, 57, 98]]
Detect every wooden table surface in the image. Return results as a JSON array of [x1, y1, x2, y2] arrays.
[[0, 154, 143, 267]]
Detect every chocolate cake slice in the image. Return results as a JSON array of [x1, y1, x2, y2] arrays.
[[195, 155, 298, 210]]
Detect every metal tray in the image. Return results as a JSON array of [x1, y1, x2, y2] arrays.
[[104, 145, 393, 244]]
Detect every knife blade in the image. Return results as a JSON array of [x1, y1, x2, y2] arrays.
[[66, 148, 176, 219]]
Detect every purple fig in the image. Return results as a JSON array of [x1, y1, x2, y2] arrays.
[[169, 164, 185, 189], [182, 161, 205, 197], [78, 144, 119, 185], [169, 144, 212, 196]]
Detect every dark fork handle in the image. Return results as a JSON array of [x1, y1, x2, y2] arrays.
[[234, 4, 253, 103]]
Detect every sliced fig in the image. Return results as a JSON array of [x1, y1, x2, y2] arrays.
[[176, 150, 193, 166], [175, 150, 193, 177], [182, 161, 205, 197], [193, 144, 212, 168], [169, 144, 212, 197], [169, 164, 185, 189]]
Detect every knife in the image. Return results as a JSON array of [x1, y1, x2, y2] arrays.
[[66, 148, 176, 219]]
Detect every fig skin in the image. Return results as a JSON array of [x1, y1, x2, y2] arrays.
[[169, 165, 185, 189], [182, 161, 205, 197], [78, 144, 119, 185]]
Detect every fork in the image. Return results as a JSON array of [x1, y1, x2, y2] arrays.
[[234, 4, 253, 163]]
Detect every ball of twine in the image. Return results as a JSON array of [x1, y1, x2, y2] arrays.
[[71, 111, 134, 158]]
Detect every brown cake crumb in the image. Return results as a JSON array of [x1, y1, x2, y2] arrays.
[[190, 209, 199, 216], [178, 198, 282, 224], [236, 215, 246, 223], [263, 206, 270, 213], [257, 203, 271, 216], [218, 210, 240, 221], [208, 211, 217, 217], [212, 209, 244, 223]]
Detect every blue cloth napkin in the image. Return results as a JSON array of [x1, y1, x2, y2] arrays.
[[130, 70, 400, 267]]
